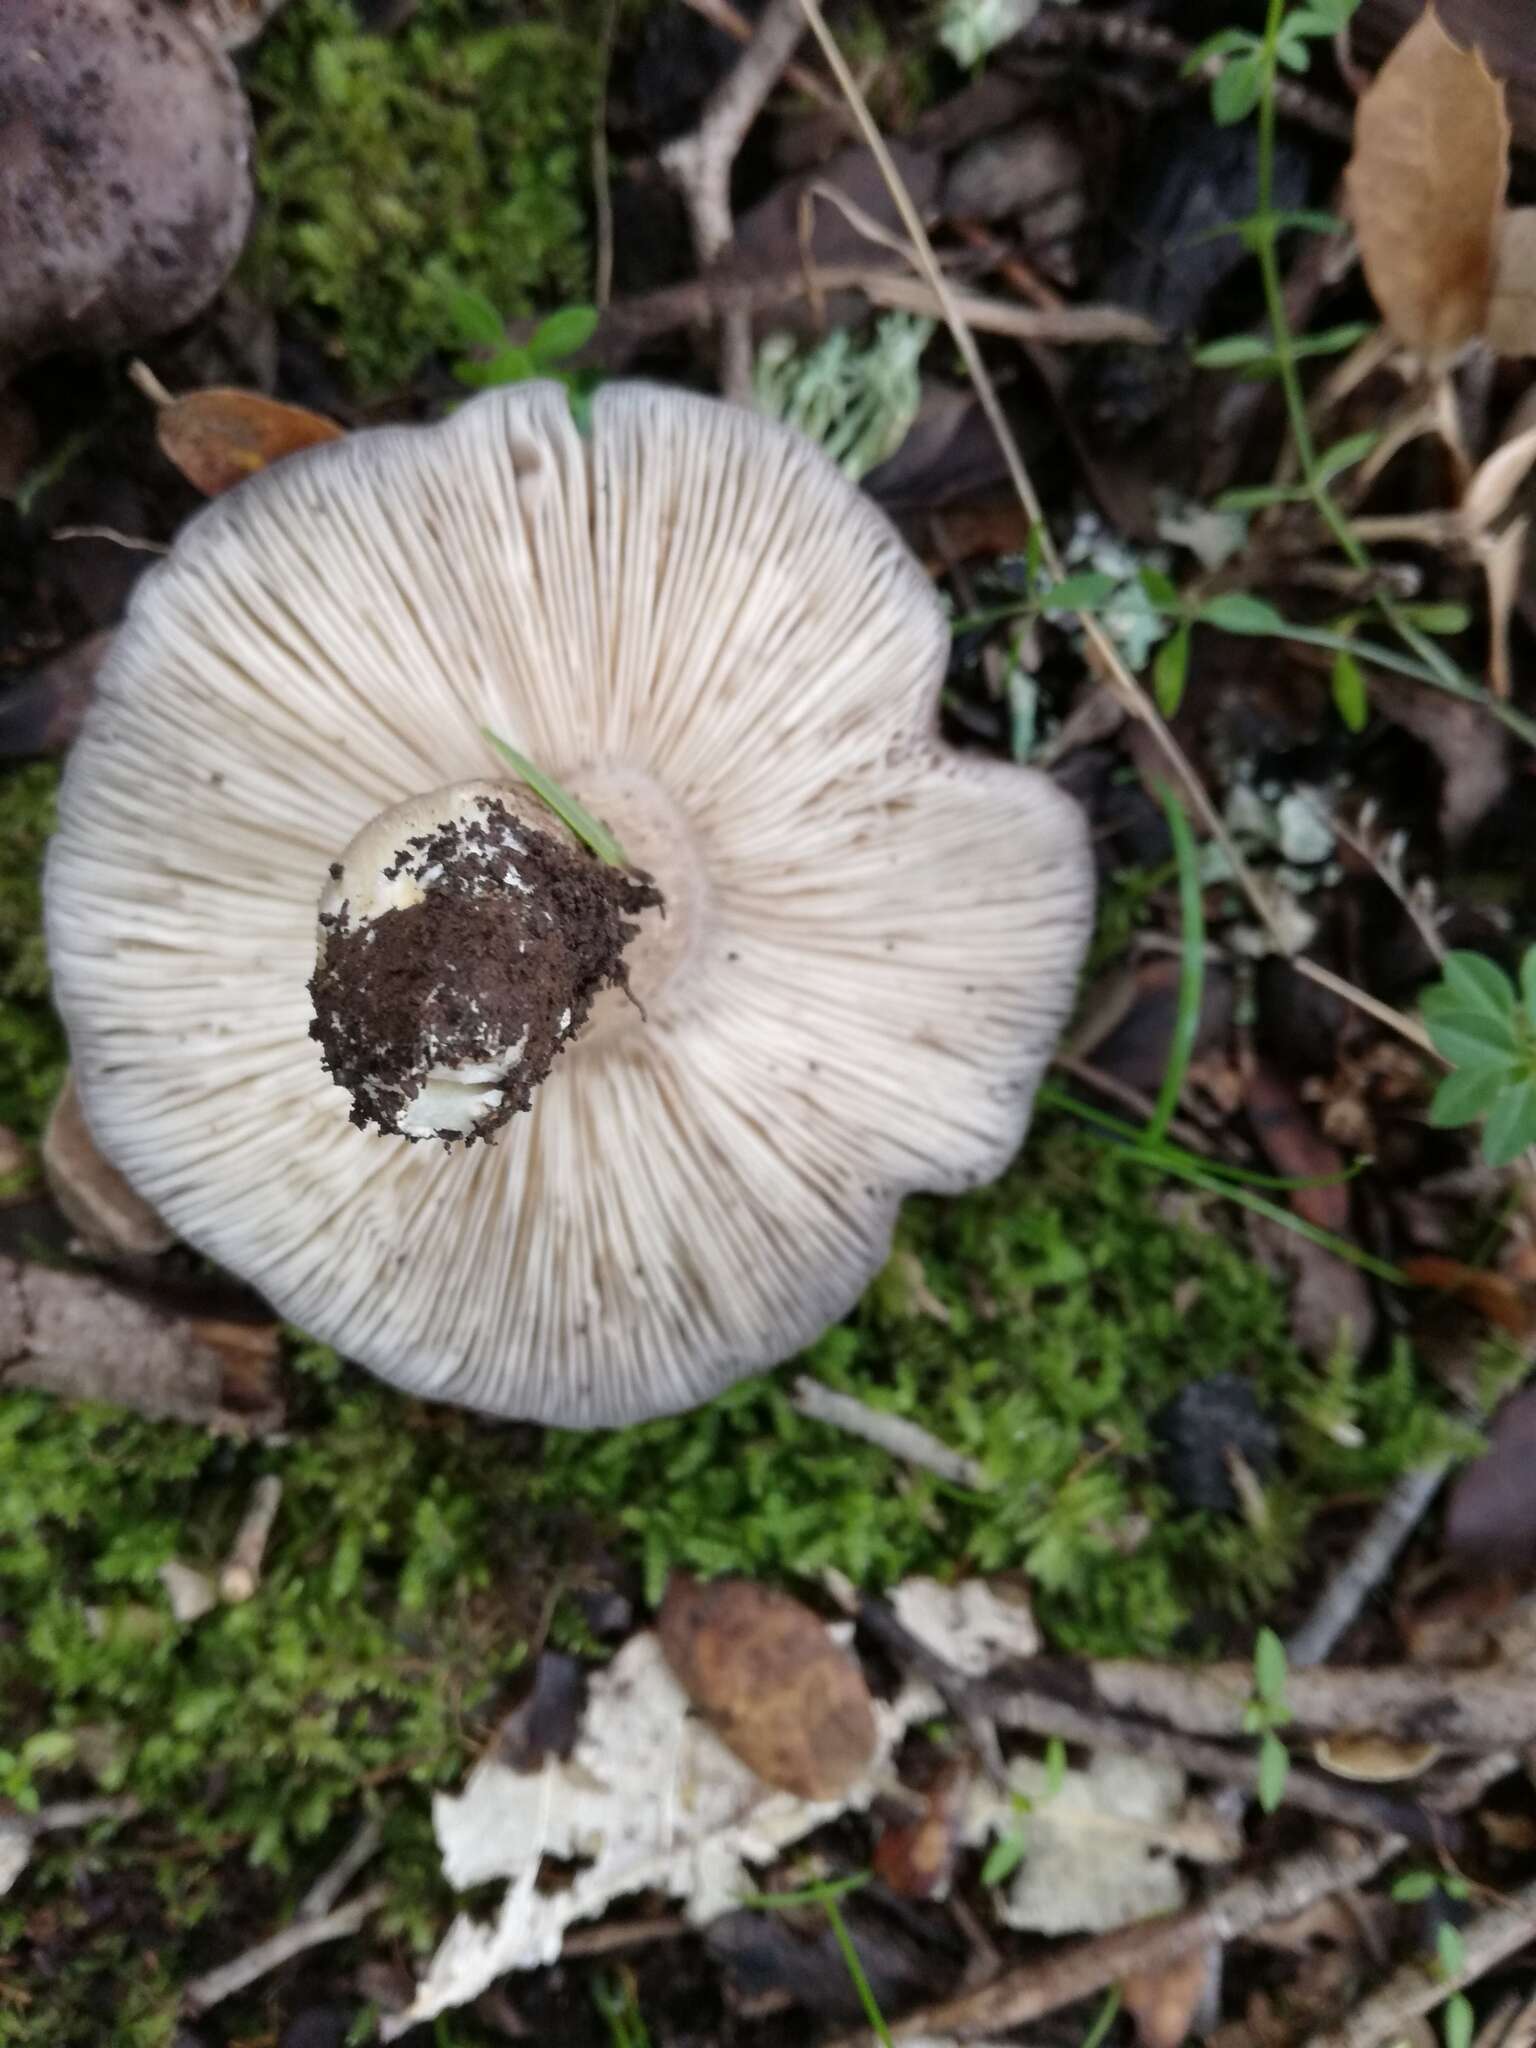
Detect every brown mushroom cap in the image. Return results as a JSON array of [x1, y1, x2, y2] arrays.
[[0, 0, 253, 383], [46, 382, 1095, 1426]]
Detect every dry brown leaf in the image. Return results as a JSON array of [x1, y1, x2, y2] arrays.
[[1346, 7, 1511, 359], [1312, 1732, 1443, 1781], [1121, 1944, 1215, 2048], [43, 1071, 173, 1257], [872, 1762, 966, 1898], [156, 388, 344, 498], [1488, 208, 1536, 357], [657, 1573, 877, 1801], [1462, 417, 1536, 532], [1399, 1254, 1533, 1337]]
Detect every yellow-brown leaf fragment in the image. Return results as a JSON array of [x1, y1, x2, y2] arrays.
[[157, 388, 345, 497], [657, 1573, 877, 1801], [1345, 6, 1510, 359], [1487, 208, 1536, 358]]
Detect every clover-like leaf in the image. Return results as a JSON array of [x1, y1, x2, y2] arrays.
[[1522, 948, 1536, 1032], [1429, 1065, 1512, 1129], [1439, 950, 1517, 1020], [1482, 1077, 1536, 1167]]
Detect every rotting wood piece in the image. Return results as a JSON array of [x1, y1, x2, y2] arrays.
[[0, 1257, 283, 1433]]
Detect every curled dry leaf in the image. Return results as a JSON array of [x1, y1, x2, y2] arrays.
[[873, 1761, 967, 1899], [1346, 7, 1511, 360], [657, 1573, 878, 1801], [1311, 1732, 1443, 1781], [155, 388, 345, 498], [1121, 1943, 1216, 2048]]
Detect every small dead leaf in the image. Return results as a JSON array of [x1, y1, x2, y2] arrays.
[[1121, 1944, 1215, 2048], [657, 1574, 877, 1801], [1478, 513, 1529, 698], [1399, 1255, 1532, 1337], [1488, 208, 1536, 357], [1312, 1731, 1443, 1781], [1444, 1387, 1536, 1564], [1346, 7, 1511, 358], [1462, 415, 1536, 533], [1245, 1063, 1350, 1235], [156, 388, 344, 497], [889, 1576, 1040, 1675], [873, 1763, 966, 1898], [43, 1071, 173, 1257]]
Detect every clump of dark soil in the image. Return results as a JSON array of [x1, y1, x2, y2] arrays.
[[310, 796, 661, 1143]]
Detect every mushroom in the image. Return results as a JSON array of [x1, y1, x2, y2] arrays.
[[0, 0, 254, 385], [45, 382, 1094, 1425]]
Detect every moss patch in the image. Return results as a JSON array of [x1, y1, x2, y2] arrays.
[[0, 762, 66, 1141], [535, 1128, 1463, 1656], [244, 0, 601, 396]]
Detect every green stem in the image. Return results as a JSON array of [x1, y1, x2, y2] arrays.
[[824, 1895, 894, 2048]]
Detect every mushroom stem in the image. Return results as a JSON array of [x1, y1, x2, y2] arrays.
[[309, 780, 668, 1144]]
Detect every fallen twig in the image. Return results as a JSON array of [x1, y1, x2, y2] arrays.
[[832, 1831, 1398, 2045], [219, 1473, 283, 1603], [1286, 1460, 1454, 1669], [679, 0, 842, 110], [298, 1816, 383, 1921], [791, 1377, 990, 1490], [976, 1654, 1536, 1752], [1302, 1872, 1536, 2048], [661, 0, 808, 398], [181, 1882, 390, 2016], [1, 1796, 141, 1900]]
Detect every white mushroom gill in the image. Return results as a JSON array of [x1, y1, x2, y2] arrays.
[[45, 381, 1096, 1427]]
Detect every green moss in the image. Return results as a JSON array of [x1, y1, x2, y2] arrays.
[[536, 1127, 1467, 1656], [245, 0, 601, 395], [0, 762, 67, 1140]]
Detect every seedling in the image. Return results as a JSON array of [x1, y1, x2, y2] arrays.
[[1420, 950, 1536, 1167], [425, 261, 598, 412], [1243, 1625, 1292, 1812]]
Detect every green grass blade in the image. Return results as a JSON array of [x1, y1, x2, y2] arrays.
[[1145, 787, 1204, 1147], [824, 1894, 894, 2048], [481, 728, 629, 866]]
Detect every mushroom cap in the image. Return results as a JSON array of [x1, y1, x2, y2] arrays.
[[45, 383, 1095, 1426], [0, 0, 253, 382]]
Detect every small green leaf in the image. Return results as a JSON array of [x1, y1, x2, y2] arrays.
[[1315, 430, 1381, 483], [1044, 1735, 1067, 1797], [1289, 322, 1376, 360], [1436, 1921, 1467, 1978], [1443, 1876, 1470, 1901], [1257, 1730, 1290, 1813], [1184, 27, 1259, 68], [1154, 624, 1192, 717], [1420, 1009, 1520, 1071], [1301, 0, 1362, 29], [1284, 8, 1344, 37], [1443, 1994, 1474, 2048], [1391, 1870, 1439, 1903], [1483, 1078, 1536, 1167], [981, 1829, 1028, 1886], [1214, 484, 1312, 511], [481, 729, 630, 867], [1270, 207, 1347, 235], [1197, 593, 1286, 635], [1194, 332, 1274, 368], [1038, 572, 1119, 610], [1212, 51, 1264, 124], [1522, 948, 1536, 1032], [1428, 1065, 1511, 1129], [1440, 951, 1517, 1020], [1137, 566, 1180, 610], [1274, 34, 1312, 72], [426, 265, 508, 351], [529, 304, 599, 367], [1254, 1625, 1288, 1706], [1332, 649, 1368, 731], [1399, 603, 1470, 636]]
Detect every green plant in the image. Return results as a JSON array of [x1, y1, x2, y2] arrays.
[[246, 0, 599, 394], [1243, 1625, 1293, 1812], [753, 315, 933, 481], [427, 265, 598, 396], [1420, 950, 1536, 1166], [739, 1873, 891, 2047], [592, 1967, 652, 2048], [1393, 1870, 1476, 2048], [0, 762, 67, 1139], [481, 728, 629, 865], [1181, 0, 1536, 750], [978, 1734, 1066, 1884]]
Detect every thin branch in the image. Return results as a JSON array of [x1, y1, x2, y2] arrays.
[[181, 1882, 390, 2016], [1302, 1872, 1536, 2048], [661, 0, 808, 399], [219, 1473, 283, 1603], [297, 1816, 383, 1921], [1285, 1460, 1454, 1669], [791, 1376, 990, 1490], [678, 0, 843, 110], [832, 1832, 1398, 2046]]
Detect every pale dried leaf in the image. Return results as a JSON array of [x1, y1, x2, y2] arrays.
[[1122, 1944, 1216, 2048], [1487, 208, 1536, 358], [1346, 8, 1511, 358], [1463, 422, 1536, 534], [43, 1071, 172, 1257], [890, 1576, 1040, 1676], [391, 1628, 937, 2038], [1477, 513, 1529, 699]]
